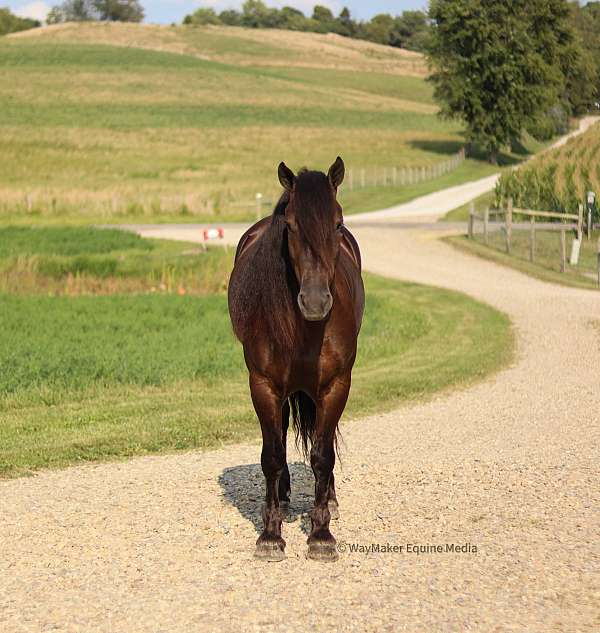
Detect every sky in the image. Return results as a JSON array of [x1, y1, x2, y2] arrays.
[[9, 0, 428, 25]]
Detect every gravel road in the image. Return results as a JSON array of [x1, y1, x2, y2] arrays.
[[2, 120, 600, 632], [2, 224, 599, 632]]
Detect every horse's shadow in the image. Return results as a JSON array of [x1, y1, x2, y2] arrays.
[[218, 461, 314, 535]]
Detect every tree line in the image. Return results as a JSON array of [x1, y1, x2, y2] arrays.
[[0, 7, 40, 34], [183, 1, 431, 52]]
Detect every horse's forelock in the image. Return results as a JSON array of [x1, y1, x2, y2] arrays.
[[290, 170, 337, 257]]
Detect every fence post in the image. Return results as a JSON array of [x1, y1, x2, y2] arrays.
[[578, 203, 584, 242], [529, 215, 535, 262], [560, 228, 567, 273], [361, 169, 365, 189], [393, 167, 397, 186], [506, 197, 513, 254], [597, 237, 600, 288], [468, 201, 475, 239], [255, 193, 262, 222], [484, 207, 489, 245], [349, 169, 353, 192]]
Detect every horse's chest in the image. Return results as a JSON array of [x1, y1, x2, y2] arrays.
[[289, 331, 353, 391]]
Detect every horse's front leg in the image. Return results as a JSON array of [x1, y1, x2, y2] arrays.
[[249, 373, 287, 562], [307, 375, 351, 562]]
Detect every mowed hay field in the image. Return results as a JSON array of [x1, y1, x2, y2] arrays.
[[0, 22, 501, 223]]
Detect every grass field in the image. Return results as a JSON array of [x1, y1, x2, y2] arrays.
[[0, 227, 513, 477], [0, 22, 538, 224], [447, 230, 600, 289], [0, 226, 232, 295]]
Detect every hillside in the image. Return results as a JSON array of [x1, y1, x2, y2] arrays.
[[1, 22, 498, 223], [497, 121, 600, 213], [8, 22, 428, 76]]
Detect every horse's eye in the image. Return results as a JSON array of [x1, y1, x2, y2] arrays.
[[336, 222, 344, 232]]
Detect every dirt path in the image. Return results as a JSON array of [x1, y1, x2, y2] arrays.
[[2, 220, 599, 631]]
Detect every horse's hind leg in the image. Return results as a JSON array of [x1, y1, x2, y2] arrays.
[[278, 401, 291, 509], [250, 374, 286, 562]]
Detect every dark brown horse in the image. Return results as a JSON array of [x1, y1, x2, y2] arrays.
[[228, 157, 364, 562]]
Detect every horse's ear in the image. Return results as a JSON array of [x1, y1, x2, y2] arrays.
[[328, 156, 345, 189], [278, 162, 296, 192]]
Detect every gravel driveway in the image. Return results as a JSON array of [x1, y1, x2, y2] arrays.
[[2, 214, 599, 631]]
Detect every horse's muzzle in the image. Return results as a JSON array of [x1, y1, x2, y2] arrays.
[[298, 289, 333, 322]]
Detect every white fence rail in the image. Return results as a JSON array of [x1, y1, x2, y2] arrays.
[[342, 148, 465, 193]]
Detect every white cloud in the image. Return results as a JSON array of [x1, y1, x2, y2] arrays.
[[13, 1, 51, 21]]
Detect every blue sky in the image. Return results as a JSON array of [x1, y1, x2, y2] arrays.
[[10, 0, 427, 25]]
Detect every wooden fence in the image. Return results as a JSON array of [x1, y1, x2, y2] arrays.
[[468, 197, 584, 274]]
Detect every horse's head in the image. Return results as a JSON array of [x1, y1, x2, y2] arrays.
[[278, 157, 345, 322]]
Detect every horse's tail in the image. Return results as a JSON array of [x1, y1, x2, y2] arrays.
[[289, 391, 340, 461], [289, 391, 316, 460]]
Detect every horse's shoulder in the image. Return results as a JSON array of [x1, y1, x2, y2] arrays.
[[235, 217, 272, 262], [340, 226, 362, 271]]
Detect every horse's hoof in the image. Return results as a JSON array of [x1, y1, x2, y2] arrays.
[[306, 541, 339, 562], [254, 541, 286, 562], [328, 500, 340, 521]]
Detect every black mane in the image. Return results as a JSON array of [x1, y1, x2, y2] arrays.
[[228, 170, 336, 353]]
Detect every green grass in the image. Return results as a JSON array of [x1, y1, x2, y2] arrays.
[[0, 226, 513, 477], [0, 226, 232, 295], [446, 230, 600, 290], [0, 226, 152, 257]]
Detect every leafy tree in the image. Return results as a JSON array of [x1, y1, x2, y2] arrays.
[[240, 0, 270, 28], [312, 5, 333, 23], [0, 7, 40, 35], [183, 8, 221, 25], [47, 0, 95, 22], [364, 13, 394, 45], [390, 10, 431, 51], [48, 0, 143, 23], [570, 1, 600, 101], [428, 0, 580, 163], [219, 10, 242, 26], [93, 0, 144, 22], [334, 7, 355, 37], [277, 6, 309, 30]]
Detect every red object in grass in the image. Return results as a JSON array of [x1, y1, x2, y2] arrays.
[[203, 228, 224, 241]]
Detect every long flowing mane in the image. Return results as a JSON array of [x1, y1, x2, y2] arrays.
[[228, 170, 337, 353], [228, 191, 297, 351]]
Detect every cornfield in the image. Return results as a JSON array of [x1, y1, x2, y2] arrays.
[[496, 122, 600, 214]]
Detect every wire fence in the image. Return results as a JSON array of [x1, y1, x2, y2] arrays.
[[342, 148, 466, 192]]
